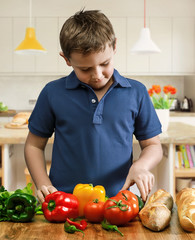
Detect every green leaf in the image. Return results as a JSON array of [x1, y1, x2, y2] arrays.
[[0, 102, 8, 112], [0, 183, 34, 222]]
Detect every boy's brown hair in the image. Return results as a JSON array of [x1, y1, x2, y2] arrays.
[[60, 10, 116, 59]]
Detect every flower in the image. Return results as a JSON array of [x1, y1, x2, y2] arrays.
[[148, 85, 177, 109]]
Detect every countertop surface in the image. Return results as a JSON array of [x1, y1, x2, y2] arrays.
[[1, 207, 195, 240], [1, 110, 195, 117], [0, 122, 195, 145]]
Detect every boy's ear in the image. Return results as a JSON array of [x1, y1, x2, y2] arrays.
[[59, 51, 71, 66], [113, 38, 117, 54]]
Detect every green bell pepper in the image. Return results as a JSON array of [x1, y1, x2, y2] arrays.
[[6, 193, 36, 222], [136, 195, 144, 211]]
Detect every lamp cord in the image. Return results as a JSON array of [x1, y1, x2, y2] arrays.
[[144, 0, 146, 28], [29, 0, 32, 27]]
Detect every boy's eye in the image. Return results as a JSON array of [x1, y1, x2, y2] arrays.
[[81, 68, 89, 72], [101, 62, 109, 66]]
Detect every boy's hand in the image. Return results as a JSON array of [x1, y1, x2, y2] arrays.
[[37, 185, 58, 203], [121, 164, 154, 202]]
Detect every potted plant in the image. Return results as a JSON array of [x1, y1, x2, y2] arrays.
[[148, 85, 177, 132]]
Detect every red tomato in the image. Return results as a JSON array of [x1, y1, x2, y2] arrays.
[[84, 199, 105, 223], [116, 190, 139, 218], [103, 196, 134, 226]]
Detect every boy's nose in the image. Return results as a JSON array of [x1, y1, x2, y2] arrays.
[[92, 66, 103, 80]]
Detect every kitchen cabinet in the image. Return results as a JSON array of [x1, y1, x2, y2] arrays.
[[110, 17, 127, 74], [149, 18, 172, 73], [58, 17, 72, 74], [13, 17, 59, 73], [13, 18, 35, 72], [35, 18, 59, 73], [127, 17, 149, 73], [127, 17, 173, 74], [1, 16, 195, 75], [0, 18, 12, 72], [127, 17, 195, 74], [173, 18, 195, 73]]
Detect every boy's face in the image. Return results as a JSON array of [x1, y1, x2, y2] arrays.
[[60, 43, 116, 90]]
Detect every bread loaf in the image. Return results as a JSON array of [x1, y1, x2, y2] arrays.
[[10, 112, 31, 126], [139, 189, 173, 231], [176, 188, 195, 232], [147, 188, 173, 211]]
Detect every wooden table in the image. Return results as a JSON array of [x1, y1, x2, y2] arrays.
[[1, 207, 194, 240]]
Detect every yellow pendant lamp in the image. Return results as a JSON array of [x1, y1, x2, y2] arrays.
[[130, 0, 161, 54], [15, 0, 47, 55]]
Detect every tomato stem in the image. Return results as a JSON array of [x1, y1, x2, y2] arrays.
[[121, 192, 128, 201], [106, 199, 128, 211]]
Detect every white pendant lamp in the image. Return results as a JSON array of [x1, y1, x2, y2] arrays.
[[15, 0, 47, 55], [130, 0, 161, 54]]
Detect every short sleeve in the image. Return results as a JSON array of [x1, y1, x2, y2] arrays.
[[134, 86, 162, 140], [28, 84, 55, 138]]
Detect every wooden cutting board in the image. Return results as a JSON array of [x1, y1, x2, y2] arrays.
[[4, 123, 28, 129], [0, 109, 16, 116]]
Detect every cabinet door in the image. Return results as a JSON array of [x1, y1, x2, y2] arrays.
[[0, 18, 12, 72], [110, 18, 127, 74], [173, 18, 195, 73], [149, 18, 172, 73], [13, 18, 35, 72], [127, 18, 149, 73], [35, 18, 59, 72], [58, 18, 72, 74]]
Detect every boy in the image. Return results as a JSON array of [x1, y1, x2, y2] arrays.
[[24, 10, 163, 203]]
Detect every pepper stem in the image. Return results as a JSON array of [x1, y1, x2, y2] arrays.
[[48, 200, 56, 211], [113, 226, 124, 236], [15, 204, 23, 212], [75, 228, 84, 236]]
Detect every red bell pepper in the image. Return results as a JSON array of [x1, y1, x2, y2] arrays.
[[66, 218, 87, 230], [42, 191, 79, 222]]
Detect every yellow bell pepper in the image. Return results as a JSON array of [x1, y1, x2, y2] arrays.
[[73, 183, 106, 216]]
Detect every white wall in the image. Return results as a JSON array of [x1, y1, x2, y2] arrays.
[[0, 75, 184, 110], [0, 0, 194, 110], [1, 0, 195, 17]]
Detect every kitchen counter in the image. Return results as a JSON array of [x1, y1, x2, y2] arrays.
[[0, 207, 194, 240], [0, 122, 195, 145], [1, 121, 195, 197], [170, 111, 195, 117]]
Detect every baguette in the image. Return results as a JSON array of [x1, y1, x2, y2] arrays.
[[139, 189, 173, 231], [176, 188, 195, 232], [10, 112, 31, 126], [147, 188, 173, 211]]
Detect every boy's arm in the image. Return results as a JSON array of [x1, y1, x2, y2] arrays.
[[24, 132, 57, 203], [121, 135, 163, 201]]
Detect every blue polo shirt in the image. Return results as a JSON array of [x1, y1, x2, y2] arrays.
[[29, 69, 161, 197]]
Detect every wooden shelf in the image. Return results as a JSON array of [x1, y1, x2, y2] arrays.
[[175, 168, 195, 177], [0, 168, 2, 178]]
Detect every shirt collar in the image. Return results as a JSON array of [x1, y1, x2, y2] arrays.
[[66, 71, 81, 89], [65, 69, 131, 89], [113, 69, 131, 88]]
